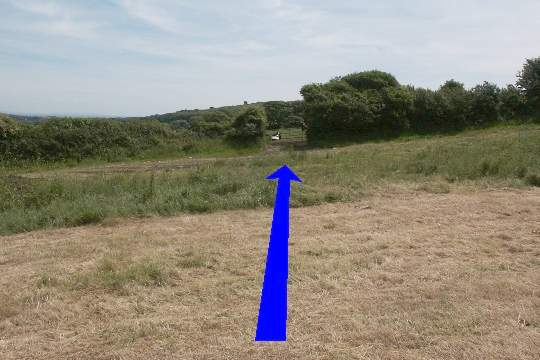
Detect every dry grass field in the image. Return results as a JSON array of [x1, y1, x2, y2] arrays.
[[1, 187, 539, 359]]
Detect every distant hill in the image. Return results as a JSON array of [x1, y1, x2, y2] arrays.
[[141, 102, 265, 123], [141, 100, 304, 130], [2, 99, 305, 130], [5, 114, 50, 123]]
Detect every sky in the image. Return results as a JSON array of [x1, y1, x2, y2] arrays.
[[1, 0, 539, 117]]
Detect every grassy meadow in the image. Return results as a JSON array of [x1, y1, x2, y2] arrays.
[[0, 125, 540, 235], [1, 124, 539, 235], [0, 136, 263, 174]]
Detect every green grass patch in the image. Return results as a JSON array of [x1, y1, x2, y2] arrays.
[[0, 138, 263, 175], [71, 257, 168, 292], [1, 124, 539, 235]]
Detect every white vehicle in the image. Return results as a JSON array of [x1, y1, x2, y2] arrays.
[[271, 132, 282, 141]]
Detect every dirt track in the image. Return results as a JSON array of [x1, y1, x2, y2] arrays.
[[19, 156, 244, 179], [1, 188, 539, 359], [17, 140, 300, 179]]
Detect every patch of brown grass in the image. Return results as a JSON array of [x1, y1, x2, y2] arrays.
[[0, 188, 539, 359]]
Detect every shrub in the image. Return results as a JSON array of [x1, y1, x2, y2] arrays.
[[74, 209, 105, 226], [263, 101, 305, 130], [0, 118, 184, 163], [341, 70, 400, 91], [517, 57, 540, 113], [190, 111, 231, 138], [264, 101, 291, 129], [525, 174, 540, 187], [410, 88, 447, 133], [438, 80, 471, 130], [227, 107, 266, 143], [283, 115, 305, 129], [379, 86, 414, 132], [0, 114, 20, 138], [500, 85, 527, 119], [301, 82, 376, 140], [302, 71, 411, 140], [468, 82, 501, 125]]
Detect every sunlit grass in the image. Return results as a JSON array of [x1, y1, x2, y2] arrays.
[[1, 124, 539, 235]]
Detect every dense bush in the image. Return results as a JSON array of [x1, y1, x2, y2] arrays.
[[0, 114, 20, 138], [341, 70, 400, 91], [409, 88, 447, 133], [0, 118, 185, 163], [227, 107, 267, 142], [468, 82, 501, 125], [283, 115, 305, 129], [379, 86, 414, 131], [499, 85, 526, 119], [301, 71, 414, 140], [188, 111, 231, 138], [437, 80, 471, 130], [263, 101, 304, 129], [517, 57, 540, 113], [301, 81, 376, 139], [302, 57, 537, 142]]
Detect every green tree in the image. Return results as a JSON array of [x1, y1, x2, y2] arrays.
[[263, 101, 291, 129], [341, 70, 399, 91], [301, 72, 409, 140], [500, 85, 526, 119], [227, 107, 266, 142], [410, 88, 447, 132], [517, 57, 540, 112], [283, 115, 305, 129], [190, 111, 231, 138], [301, 82, 376, 140], [438, 80, 471, 130], [379, 86, 414, 131], [468, 82, 501, 125]]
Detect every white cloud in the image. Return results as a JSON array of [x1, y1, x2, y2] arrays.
[[9, 0, 98, 39], [1, 0, 539, 115], [10, 0, 62, 17], [46, 19, 97, 39], [119, 0, 185, 34]]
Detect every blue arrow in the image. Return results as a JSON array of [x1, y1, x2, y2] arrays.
[[255, 164, 302, 342]]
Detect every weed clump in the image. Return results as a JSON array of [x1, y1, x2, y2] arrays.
[[479, 159, 500, 177], [36, 274, 59, 288], [525, 174, 540, 187], [74, 209, 105, 226], [71, 257, 168, 292]]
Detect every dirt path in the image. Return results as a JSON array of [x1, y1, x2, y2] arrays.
[[18, 155, 253, 179], [18, 141, 309, 179], [1, 188, 539, 359]]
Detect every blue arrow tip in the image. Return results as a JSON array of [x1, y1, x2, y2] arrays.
[[266, 164, 302, 182]]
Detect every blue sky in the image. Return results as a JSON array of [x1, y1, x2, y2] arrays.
[[1, 0, 539, 117]]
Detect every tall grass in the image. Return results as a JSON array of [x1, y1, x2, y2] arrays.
[[1, 124, 539, 235], [0, 138, 263, 174]]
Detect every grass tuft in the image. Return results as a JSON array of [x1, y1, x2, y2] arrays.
[[71, 257, 168, 292], [525, 173, 540, 187]]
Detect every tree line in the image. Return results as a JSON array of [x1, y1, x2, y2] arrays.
[[144, 100, 303, 138], [1, 57, 538, 164], [301, 57, 539, 141]]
